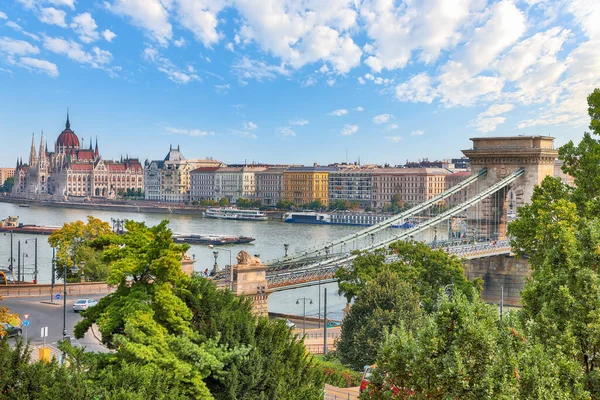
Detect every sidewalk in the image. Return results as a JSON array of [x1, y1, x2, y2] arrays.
[[324, 384, 359, 400]]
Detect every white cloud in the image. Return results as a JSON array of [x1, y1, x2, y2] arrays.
[[234, 0, 361, 73], [328, 108, 348, 116], [143, 45, 200, 84], [70, 12, 99, 43], [385, 136, 403, 143], [319, 64, 329, 73], [327, 78, 336, 86], [225, 42, 234, 51], [411, 130, 425, 136], [357, 76, 365, 84], [341, 124, 358, 135], [355, 106, 364, 112], [480, 103, 514, 117], [173, 0, 226, 48], [373, 114, 392, 124], [395, 73, 437, 103], [106, 0, 172, 46], [386, 124, 399, 130], [165, 126, 215, 137], [277, 126, 296, 136], [39, 7, 67, 27], [289, 118, 309, 126], [215, 83, 231, 93], [230, 128, 257, 139], [0, 11, 7, 19], [471, 116, 506, 132], [303, 76, 317, 86], [18, 57, 59, 77], [48, 0, 76, 9], [44, 36, 112, 67], [244, 121, 257, 130], [5, 21, 40, 41], [0, 37, 39, 55], [232, 56, 289, 82], [102, 29, 117, 42]]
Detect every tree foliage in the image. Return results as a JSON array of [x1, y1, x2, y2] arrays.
[[0, 176, 14, 193], [336, 269, 422, 370], [337, 240, 481, 311], [365, 292, 588, 400], [276, 200, 295, 210], [47, 216, 116, 281]]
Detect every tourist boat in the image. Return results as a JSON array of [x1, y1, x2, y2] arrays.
[[203, 207, 268, 221], [283, 211, 415, 228], [18, 204, 30, 208], [172, 233, 255, 245]]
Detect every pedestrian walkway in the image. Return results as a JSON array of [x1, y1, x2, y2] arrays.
[[324, 384, 359, 399]]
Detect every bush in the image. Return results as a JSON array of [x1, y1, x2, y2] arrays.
[[314, 356, 362, 388]]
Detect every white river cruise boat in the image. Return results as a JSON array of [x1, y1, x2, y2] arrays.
[[203, 207, 268, 221]]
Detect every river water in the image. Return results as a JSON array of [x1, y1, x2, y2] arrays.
[[0, 202, 375, 320]]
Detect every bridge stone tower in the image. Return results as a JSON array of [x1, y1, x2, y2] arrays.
[[462, 136, 557, 240], [232, 251, 270, 317]]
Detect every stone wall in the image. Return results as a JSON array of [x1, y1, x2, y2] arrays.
[[463, 255, 531, 306], [0, 282, 114, 298]]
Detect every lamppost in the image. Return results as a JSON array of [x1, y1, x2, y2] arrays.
[[208, 245, 232, 290], [257, 285, 266, 316], [25, 238, 38, 283], [21, 251, 28, 283], [212, 250, 219, 274], [318, 262, 322, 328], [284, 243, 289, 258], [296, 297, 313, 335], [4, 230, 13, 280], [62, 263, 80, 364], [433, 227, 437, 244]]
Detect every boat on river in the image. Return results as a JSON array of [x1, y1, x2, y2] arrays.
[[172, 233, 255, 245], [203, 207, 268, 221], [0, 216, 60, 235], [283, 211, 416, 228]]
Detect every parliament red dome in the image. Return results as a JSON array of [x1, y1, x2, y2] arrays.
[[56, 113, 80, 148]]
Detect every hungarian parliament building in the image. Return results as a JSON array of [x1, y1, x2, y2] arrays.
[[12, 113, 144, 199]]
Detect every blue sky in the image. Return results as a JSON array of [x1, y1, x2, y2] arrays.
[[0, 0, 598, 167]]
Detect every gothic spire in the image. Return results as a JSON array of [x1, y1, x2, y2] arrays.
[[66, 108, 71, 129], [29, 133, 37, 167], [94, 136, 98, 157], [89, 137, 92, 150], [38, 131, 45, 162]]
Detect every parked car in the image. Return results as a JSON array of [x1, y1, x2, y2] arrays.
[[73, 298, 98, 312], [326, 320, 341, 328], [1, 323, 22, 339]]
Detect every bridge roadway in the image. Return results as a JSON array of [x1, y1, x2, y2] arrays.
[[263, 240, 512, 291]]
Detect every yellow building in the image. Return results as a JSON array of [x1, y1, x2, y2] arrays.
[[0, 168, 15, 185], [283, 166, 337, 206]]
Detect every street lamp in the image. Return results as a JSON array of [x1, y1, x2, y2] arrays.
[[208, 245, 232, 290], [257, 285, 266, 316], [295, 297, 313, 335], [212, 251, 219, 274], [284, 243, 289, 258]]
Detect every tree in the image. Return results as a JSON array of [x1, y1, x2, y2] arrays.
[[183, 277, 325, 399], [508, 88, 600, 396], [47, 216, 116, 281], [74, 220, 230, 398], [219, 197, 230, 206], [336, 269, 422, 370], [337, 240, 481, 312], [1, 177, 13, 193], [276, 200, 294, 210], [305, 200, 324, 210], [366, 292, 588, 400]]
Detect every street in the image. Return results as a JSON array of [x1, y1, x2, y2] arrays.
[[1, 294, 108, 354]]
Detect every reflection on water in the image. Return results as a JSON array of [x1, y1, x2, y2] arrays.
[[0, 202, 359, 318]]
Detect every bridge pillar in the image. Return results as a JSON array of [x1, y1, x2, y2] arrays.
[[462, 136, 557, 240], [231, 251, 270, 317]]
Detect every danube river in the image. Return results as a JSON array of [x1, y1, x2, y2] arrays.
[[0, 202, 370, 319]]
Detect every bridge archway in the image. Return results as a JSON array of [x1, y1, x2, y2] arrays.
[[462, 136, 557, 240]]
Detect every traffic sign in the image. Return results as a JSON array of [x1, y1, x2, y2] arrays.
[[23, 320, 30, 327], [41, 327, 48, 338], [23, 314, 29, 320], [56, 293, 60, 300]]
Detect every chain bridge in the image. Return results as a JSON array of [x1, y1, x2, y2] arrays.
[[216, 136, 559, 302]]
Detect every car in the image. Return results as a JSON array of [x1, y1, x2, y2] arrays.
[[73, 298, 98, 312], [1, 323, 22, 339], [326, 321, 341, 328], [285, 319, 296, 329]]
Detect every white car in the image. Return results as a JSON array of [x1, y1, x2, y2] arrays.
[[73, 298, 98, 312], [285, 319, 296, 329]]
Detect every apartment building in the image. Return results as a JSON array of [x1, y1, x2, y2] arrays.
[[283, 166, 337, 206], [328, 168, 373, 208], [255, 167, 286, 206], [189, 167, 220, 201], [371, 168, 452, 208]]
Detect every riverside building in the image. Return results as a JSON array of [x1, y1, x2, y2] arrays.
[[12, 113, 144, 199]]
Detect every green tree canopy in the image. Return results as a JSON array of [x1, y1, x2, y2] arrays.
[[336, 269, 422, 370], [276, 199, 295, 210]]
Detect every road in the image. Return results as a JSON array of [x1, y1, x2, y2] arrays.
[[2, 294, 108, 353]]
